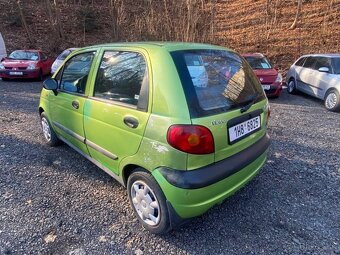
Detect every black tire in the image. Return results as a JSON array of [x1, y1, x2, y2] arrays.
[[324, 89, 340, 112], [127, 169, 171, 234], [287, 79, 296, 94], [2, 78, 10, 81], [38, 69, 44, 81], [40, 112, 61, 146]]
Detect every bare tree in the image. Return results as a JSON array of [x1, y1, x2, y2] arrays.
[[16, 0, 33, 44], [289, 0, 302, 30]]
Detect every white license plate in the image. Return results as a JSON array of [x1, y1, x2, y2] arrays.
[[9, 71, 23, 75], [228, 116, 261, 143], [262, 85, 270, 90]]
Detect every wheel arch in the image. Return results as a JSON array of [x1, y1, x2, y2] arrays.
[[38, 106, 44, 115], [122, 164, 149, 187], [324, 87, 339, 100]]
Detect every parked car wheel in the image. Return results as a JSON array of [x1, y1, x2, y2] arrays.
[[40, 112, 61, 146], [287, 79, 296, 94], [324, 89, 340, 112], [127, 170, 171, 234], [38, 69, 44, 81]]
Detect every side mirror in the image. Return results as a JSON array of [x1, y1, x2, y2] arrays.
[[43, 78, 58, 95], [318, 67, 329, 73]]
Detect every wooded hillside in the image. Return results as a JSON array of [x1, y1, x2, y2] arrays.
[[0, 0, 339, 70]]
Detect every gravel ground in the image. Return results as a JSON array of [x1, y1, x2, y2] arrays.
[[0, 80, 339, 255]]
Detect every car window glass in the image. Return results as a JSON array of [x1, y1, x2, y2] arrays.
[[40, 52, 48, 61], [314, 57, 332, 72], [244, 57, 272, 69], [295, 57, 306, 66], [303, 57, 316, 69], [332, 58, 340, 74], [93, 51, 148, 109], [60, 51, 95, 94]]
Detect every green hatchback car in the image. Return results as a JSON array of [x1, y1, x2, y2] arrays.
[[39, 42, 270, 234]]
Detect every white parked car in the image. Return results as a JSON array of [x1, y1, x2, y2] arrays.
[[51, 48, 78, 74], [0, 32, 7, 60], [286, 54, 340, 112]]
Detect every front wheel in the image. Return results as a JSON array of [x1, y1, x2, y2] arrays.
[[127, 170, 171, 234], [40, 112, 61, 146], [324, 89, 340, 112], [287, 79, 296, 94]]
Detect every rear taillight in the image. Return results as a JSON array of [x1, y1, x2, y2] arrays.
[[167, 125, 214, 154]]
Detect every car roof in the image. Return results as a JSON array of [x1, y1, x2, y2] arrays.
[[299, 53, 340, 58], [241, 53, 265, 58], [79, 42, 230, 52]]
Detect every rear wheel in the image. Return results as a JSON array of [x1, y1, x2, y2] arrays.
[[2, 78, 10, 81], [127, 170, 171, 234], [40, 112, 61, 146], [287, 79, 296, 94], [324, 89, 340, 112]]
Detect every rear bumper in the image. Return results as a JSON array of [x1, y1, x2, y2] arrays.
[[153, 133, 270, 219], [0, 69, 40, 79]]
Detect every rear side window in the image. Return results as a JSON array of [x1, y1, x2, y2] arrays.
[[295, 57, 306, 67], [171, 50, 266, 118], [303, 57, 316, 69], [93, 51, 148, 110], [58, 50, 72, 60]]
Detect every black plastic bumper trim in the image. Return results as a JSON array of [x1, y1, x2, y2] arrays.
[[159, 133, 270, 189]]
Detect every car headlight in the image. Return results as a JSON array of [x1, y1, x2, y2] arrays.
[[27, 63, 37, 70], [0, 63, 5, 70], [275, 73, 282, 83]]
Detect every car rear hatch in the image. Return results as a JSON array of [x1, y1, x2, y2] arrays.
[[171, 49, 269, 169]]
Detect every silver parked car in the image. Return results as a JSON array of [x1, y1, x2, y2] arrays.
[[51, 48, 78, 74], [286, 54, 340, 112]]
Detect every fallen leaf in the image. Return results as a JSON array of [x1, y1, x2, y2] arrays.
[[44, 232, 57, 243], [98, 235, 107, 242]]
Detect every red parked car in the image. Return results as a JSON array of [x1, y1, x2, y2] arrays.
[[242, 53, 283, 98], [0, 50, 53, 80]]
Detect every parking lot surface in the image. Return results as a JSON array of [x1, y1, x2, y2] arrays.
[[0, 80, 339, 255]]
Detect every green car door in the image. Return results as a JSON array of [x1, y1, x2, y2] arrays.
[[83, 48, 151, 175], [50, 51, 97, 155]]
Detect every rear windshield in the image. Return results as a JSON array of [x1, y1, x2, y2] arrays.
[[244, 56, 272, 70], [332, 57, 340, 74], [171, 50, 266, 118]]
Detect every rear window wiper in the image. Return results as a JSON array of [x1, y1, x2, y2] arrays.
[[240, 93, 259, 113]]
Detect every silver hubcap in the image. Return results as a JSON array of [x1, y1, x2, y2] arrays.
[[131, 181, 160, 226], [41, 117, 51, 141], [288, 81, 294, 92], [325, 92, 337, 109]]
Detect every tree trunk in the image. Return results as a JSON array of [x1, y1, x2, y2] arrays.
[[16, 0, 33, 44], [289, 0, 302, 30]]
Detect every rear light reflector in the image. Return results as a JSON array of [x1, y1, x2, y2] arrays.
[[167, 125, 214, 154]]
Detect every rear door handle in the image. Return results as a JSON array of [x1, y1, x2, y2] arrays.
[[123, 116, 139, 129], [72, 100, 79, 109]]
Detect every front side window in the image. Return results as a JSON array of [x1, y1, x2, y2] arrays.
[[171, 50, 266, 117], [244, 56, 272, 70], [314, 57, 332, 72], [332, 57, 340, 74], [40, 52, 48, 61], [60, 51, 95, 94], [93, 51, 148, 109], [303, 57, 316, 69]]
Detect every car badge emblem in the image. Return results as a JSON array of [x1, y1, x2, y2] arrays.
[[260, 77, 263, 82]]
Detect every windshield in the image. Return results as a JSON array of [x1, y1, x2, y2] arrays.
[[244, 56, 272, 70], [8, 50, 39, 60], [171, 50, 266, 118], [332, 57, 340, 74]]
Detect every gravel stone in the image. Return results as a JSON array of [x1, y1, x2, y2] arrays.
[[0, 80, 339, 254]]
